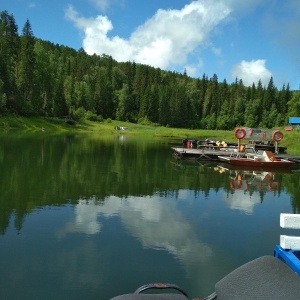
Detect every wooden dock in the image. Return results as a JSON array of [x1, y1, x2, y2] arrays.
[[172, 147, 300, 164], [172, 147, 235, 161]]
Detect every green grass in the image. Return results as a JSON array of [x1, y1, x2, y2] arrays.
[[0, 115, 299, 154]]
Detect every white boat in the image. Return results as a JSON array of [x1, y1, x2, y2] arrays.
[[218, 148, 295, 169]]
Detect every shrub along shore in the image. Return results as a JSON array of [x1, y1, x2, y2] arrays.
[[0, 115, 299, 154]]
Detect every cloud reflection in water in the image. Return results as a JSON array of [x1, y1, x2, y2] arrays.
[[61, 195, 213, 275]]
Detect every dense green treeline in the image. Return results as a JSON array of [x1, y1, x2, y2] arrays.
[[1, 10, 300, 129]]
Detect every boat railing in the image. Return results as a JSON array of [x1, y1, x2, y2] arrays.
[[227, 146, 271, 162], [229, 146, 258, 159], [274, 213, 300, 275]]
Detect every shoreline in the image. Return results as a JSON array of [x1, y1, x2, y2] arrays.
[[0, 115, 298, 154]]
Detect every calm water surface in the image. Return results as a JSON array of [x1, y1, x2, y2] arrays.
[[0, 133, 300, 299]]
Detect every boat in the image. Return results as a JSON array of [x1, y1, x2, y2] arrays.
[[110, 213, 300, 300], [216, 162, 296, 173], [110, 256, 300, 299], [218, 148, 295, 168]]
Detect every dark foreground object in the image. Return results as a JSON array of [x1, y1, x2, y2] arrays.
[[110, 256, 300, 300]]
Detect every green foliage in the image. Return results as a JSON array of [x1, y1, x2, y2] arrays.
[[84, 111, 98, 121], [0, 80, 7, 114], [287, 92, 300, 117], [138, 116, 159, 126], [72, 107, 86, 121], [0, 10, 298, 130], [72, 107, 99, 121], [201, 113, 216, 129]]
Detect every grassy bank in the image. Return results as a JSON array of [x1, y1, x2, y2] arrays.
[[0, 115, 299, 154], [0, 115, 236, 140]]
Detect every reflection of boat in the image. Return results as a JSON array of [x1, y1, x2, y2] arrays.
[[231, 170, 278, 192], [111, 213, 300, 300], [215, 165, 281, 192], [218, 149, 295, 168]]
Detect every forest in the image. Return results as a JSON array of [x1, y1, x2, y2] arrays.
[[1, 10, 300, 130]]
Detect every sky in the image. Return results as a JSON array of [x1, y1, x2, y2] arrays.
[[2, 0, 300, 90]]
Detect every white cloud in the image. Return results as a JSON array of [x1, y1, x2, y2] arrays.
[[90, 0, 109, 11], [185, 65, 198, 77], [212, 46, 222, 56], [64, 0, 300, 87], [231, 59, 272, 86], [66, 0, 231, 70]]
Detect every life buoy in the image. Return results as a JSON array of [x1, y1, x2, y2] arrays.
[[272, 130, 283, 142], [230, 179, 242, 190], [234, 128, 246, 139], [268, 181, 279, 191]]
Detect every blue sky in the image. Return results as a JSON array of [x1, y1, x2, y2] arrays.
[[2, 0, 300, 90]]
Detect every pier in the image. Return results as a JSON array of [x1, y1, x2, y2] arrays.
[[172, 147, 300, 164]]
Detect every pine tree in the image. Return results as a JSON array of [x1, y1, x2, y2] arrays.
[[17, 19, 36, 115], [0, 11, 19, 112]]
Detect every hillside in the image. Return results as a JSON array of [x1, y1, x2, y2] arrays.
[[1, 10, 299, 131]]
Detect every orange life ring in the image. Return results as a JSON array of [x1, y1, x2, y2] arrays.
[[272, 130, 283, 142], [230, 179, 242, 190], [234, 128, 246, 139], [268, 181, 279, 191]]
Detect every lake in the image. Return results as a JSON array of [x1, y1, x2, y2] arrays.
[[0, 133, 299, 299]]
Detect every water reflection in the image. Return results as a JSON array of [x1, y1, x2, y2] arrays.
[[1, 135, 300, 299], [62, 196, 212, 259], [61, 199, 104, 235], [56, 194, 224, 298], [216, 166, 280, 192], [214, 165, 287, 214], [222, 189, 262, 214]]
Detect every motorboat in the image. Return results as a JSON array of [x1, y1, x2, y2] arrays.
[[218, 148, 295, 168]]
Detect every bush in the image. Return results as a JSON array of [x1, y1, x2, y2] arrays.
[[84, 111, 98, 121], [96, 115, 104, 122], [138, 116, 150, 125], [73, 107, 86, 121], [138, 116, 160, 127]]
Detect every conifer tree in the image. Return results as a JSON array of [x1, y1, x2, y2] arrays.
[[18, 19, 36, 114], [0, 11, 19, 111]]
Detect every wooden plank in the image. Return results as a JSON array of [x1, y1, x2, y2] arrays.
[[280, 213, 300, 229], [280, 235, 300, 250]]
